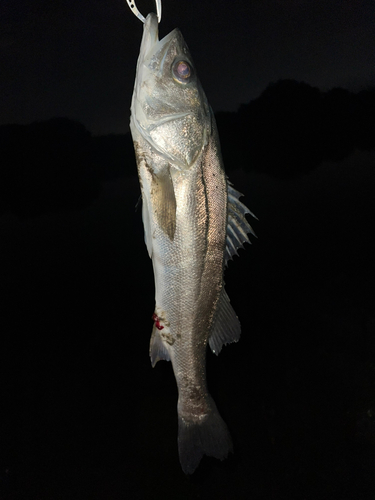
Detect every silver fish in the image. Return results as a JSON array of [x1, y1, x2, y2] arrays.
[[128, 11, 256, 474]]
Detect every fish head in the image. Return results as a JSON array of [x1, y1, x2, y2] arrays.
[[130, 13, 211, 169]]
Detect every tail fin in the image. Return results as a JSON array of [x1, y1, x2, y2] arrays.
[[177, 396, 233, 474]]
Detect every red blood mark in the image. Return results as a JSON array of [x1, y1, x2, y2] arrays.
[[152, 313, 164, 330]]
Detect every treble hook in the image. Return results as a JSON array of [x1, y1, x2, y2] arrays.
[[126, 0, 162, 24]]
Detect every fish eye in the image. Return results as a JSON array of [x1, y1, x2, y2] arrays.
[[172, 59, 193, 84]]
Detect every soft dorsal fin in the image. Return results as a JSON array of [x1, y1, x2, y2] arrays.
[[209, 287, 241, 355], [225, 182, 257, 266]]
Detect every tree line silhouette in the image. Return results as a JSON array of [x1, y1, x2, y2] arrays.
[[216, 80, 375, 178], [1, 80, 374, 218]]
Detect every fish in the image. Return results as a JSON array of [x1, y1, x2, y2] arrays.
[[129, 12, 256, 474]]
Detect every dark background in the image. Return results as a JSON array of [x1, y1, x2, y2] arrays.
[[1, 1, 375, 499]]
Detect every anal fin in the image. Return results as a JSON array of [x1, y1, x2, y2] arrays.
[[149, 324, 171, 367]]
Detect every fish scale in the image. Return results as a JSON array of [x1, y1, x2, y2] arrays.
[[128, 12, 256, 474]]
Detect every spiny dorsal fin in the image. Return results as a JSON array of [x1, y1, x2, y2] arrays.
[[209, 287, 241, 355], [225, 182, 257, 266]]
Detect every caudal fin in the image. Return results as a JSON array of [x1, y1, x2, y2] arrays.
[[177, 396, 233, 474]]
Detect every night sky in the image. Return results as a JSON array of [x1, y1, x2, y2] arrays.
[[1, 1, 375, 499], [1, 0, 374, 134]]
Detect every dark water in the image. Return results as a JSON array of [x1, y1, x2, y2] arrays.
[[1, 151, 374, 499]]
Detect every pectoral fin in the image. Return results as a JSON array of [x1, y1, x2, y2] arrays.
[[151, 168, 176, 240], [142, 194, 153, 258]]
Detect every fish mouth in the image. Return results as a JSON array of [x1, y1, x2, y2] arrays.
[[137, 13, 178, 70], [137, 13, 159, 66]]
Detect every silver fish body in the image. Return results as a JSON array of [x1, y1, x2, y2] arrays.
[[129, 13, 255, 474]]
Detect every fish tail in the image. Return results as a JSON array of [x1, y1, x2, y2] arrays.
[[177, 395, 233, 474]]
